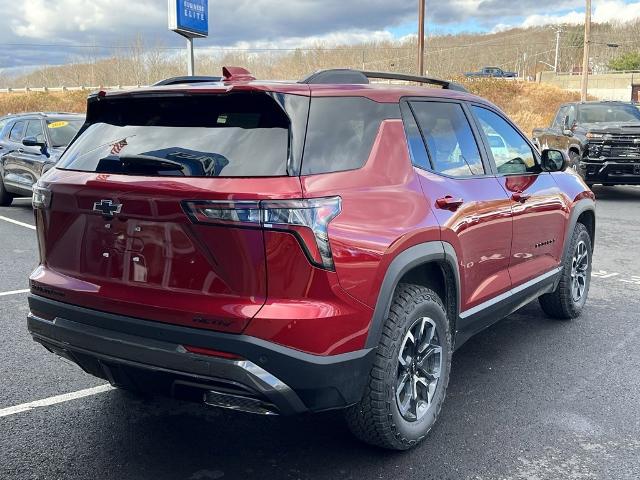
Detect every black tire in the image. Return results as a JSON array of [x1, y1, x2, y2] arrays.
[[539, 222, 592, 319], [345, 284, 452, 450], [568, 150, 581, 171], [0, 177, 14, 207]]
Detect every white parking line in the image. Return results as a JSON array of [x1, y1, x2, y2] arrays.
[[0, 215, 36, 230], [0, 289, 30, 297], [0, 385, 114, 418]]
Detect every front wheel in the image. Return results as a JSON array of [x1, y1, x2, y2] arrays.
[[345, 284, 452, 450], [568, 150, 581, 172], [0, 177, 14, 207], [539, 222, 592, 319]]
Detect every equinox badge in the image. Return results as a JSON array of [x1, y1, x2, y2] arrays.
[[93, 199, 122, 217]]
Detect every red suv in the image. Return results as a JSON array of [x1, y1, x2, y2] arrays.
[[27, 67, 595, 450]]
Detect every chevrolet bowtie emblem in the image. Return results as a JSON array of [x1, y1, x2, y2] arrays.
[[93, 199, 122, 217]]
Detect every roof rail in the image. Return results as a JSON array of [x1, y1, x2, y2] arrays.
[[300, 69, 467, 92], [152, 76, 222, 86]]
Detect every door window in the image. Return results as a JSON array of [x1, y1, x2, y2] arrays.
[[9, 121, 26, 142], [25, 120, 46, 144], [410, 102, 484, 177], [566, 105, 577, 128], [472, 106, 539, 175], [552, 106, 568, 128]]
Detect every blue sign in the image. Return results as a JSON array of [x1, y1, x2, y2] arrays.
[[169, 0, 209, 38]]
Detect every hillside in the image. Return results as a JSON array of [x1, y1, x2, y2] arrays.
[[0, 79, 583, 137], [2, 21, 639, 89]]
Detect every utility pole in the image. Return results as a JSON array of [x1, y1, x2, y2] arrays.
[[554, 28, 562, 73], [581, 0, 591, 101], [417, 0, 425, 76]]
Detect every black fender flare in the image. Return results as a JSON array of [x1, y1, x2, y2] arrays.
[[364, 241, 460, 349], [561, 198, 596, 265]]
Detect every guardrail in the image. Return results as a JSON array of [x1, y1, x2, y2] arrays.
[[0, 85, 145, 93]]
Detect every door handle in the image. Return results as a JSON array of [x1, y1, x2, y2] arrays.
[[436, 196, 464, 211], [511, 192, 531, 203], [18, 148, 25, 154]]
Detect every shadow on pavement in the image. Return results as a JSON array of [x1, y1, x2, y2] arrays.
[[42, 301, 581, 480]]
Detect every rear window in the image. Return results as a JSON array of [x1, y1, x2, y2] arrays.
[[46, 119, 84, 147], [301, 97, 400, 175], [57, 93, 291, 177]]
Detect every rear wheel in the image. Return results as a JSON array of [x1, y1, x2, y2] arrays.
[[345, 284, 451, 450], [539, 222, 592, 319], [0, 177, 14, 206]]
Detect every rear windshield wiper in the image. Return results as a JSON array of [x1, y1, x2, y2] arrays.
[[96, 155, 185, 175]]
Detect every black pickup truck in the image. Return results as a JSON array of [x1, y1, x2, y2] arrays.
[[532, 101, 640, 186]]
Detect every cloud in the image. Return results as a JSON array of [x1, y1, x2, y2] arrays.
[[0, 0, 415, 69], [1, 0, 639, 71], [501, 0, 640, 29], [5, 0, 414, 44], [10, 0, 164, 40]]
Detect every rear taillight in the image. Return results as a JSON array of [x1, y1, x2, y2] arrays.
[[32, 183, 52, 210], [183, 197, 341, 270]]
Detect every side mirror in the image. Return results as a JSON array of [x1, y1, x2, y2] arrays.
[[540, 149, 568, 172], [22, 136, 46, 148]]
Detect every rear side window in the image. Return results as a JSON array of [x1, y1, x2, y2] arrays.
[[301, 97, 400, 175], [58, 93, 292, 177], [410, 101, 484, 177], [9, 121, 26, 142]]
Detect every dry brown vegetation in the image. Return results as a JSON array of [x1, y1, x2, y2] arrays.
[[461, 79, 585, 135], [0, 91, 88, 116], [0, 79, 582, 136]]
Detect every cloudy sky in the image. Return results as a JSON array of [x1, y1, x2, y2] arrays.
[[1, 0, 640, 72]]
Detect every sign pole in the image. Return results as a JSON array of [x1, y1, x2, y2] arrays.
[[168, 0, 209, 77], [187, 37, 195, 76]]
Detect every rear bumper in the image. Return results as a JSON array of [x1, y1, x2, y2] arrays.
[[27, 294, 375, 415], [580, 159, 640, 185]]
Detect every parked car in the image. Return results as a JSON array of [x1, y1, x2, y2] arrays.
[[464, 66, 518, 78], [27, 67, 595, 450], [532, 101, 640, 186], [0, 112, 84, 206]]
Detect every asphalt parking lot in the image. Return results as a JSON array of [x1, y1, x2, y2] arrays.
[[1, 187, 639, 480]]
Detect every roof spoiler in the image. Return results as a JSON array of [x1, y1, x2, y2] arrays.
[[152, 67, 256, 86], [152, 76, 222, 86], [300, 69, 468, 92]]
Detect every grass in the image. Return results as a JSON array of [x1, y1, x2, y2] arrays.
[[0, 91, 88, 117], [0, 80, 583, 137]]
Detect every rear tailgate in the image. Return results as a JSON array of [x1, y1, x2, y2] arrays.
[[31, 89, 307, 333], [32, 171, 302, 333]]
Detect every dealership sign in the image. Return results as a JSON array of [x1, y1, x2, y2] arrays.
[[168, 0, 209, 38]]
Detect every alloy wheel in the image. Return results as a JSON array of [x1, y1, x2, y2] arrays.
[[571, 240, 589, 302], [396, 317, 442, 422]]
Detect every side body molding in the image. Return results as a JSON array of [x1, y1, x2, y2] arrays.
[[364, 241, 460, 349]]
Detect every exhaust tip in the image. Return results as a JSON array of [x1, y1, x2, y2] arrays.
[[203, 390, 279, 416]]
